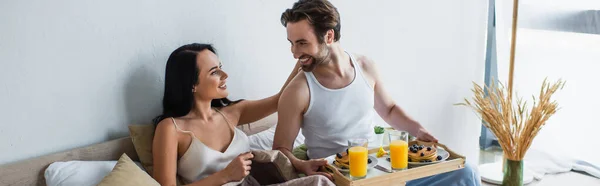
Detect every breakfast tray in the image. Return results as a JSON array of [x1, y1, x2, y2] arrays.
[[320, 141, 465, 186]]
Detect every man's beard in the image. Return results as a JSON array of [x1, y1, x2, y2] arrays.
[[301, 44, 331, 72]]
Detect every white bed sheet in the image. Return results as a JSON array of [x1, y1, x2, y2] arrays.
[[248, 125, 305, 151]]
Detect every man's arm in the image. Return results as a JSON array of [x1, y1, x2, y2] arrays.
[[272, 74, 305, 164], [359, 55, 438, 142], [272, 73, 332, 180]]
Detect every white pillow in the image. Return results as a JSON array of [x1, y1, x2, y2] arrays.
[[248, 125, 305, 151], [45, 160, 144, 186]]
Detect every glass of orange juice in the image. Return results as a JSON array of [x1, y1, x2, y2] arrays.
[[347, 138, 368, 179], [388, 130, 409, 170]]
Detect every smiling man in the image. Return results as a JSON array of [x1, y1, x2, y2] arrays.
[[272, 0, 480, 185]]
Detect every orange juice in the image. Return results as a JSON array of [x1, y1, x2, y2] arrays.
[[348, 146, 368, 178], [390, 140, 408, 170]]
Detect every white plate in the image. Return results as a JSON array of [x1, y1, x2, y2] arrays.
[[385, 147, 450, 166], [325, 155, 378, 173], [479, 162, 534, 185]]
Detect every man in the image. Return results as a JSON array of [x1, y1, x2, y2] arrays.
[[273, 0, 480, 185]]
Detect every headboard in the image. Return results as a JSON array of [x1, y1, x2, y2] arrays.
[[0, 137, 137, 186]]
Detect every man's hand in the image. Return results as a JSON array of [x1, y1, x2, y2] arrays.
[[416, 128, 438, 143], [293, 159, 333, 181]]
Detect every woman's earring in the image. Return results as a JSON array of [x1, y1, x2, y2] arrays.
[[192, 89, 196, 93]]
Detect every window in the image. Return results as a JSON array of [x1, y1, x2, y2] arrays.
[[481, 0, 599, 164]]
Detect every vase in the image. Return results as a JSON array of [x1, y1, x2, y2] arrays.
[[502, 159, 524, 186]]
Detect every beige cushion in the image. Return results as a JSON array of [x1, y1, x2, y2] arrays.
[[96, 154, 160, 186], [250, 150, 298, 185], [128, 124, 155, 175]]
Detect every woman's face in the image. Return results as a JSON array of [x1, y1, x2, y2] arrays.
[[194, 50, 229, 100]]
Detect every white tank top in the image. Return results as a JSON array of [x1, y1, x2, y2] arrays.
[[302, 51, 374, 159], [172, 109, 250, 184]]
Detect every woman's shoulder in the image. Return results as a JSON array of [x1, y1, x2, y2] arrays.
[[215, 106, 242, 126], [155, 117, 178, 135]]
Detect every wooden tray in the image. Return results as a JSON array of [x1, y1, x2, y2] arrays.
[[320, 141, 465, 186]]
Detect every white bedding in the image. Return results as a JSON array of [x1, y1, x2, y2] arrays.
[[248, 125, 305, 151], [45, 160, 144, 186], [524, 148, 600, 180]]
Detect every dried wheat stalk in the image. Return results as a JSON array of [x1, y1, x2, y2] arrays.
[[457, 79, 564, 160]]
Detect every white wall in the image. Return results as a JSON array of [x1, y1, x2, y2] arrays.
[[0, 0, 488, 165]]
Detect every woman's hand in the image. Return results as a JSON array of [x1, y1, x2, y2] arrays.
[[222, 152, 254, 182]]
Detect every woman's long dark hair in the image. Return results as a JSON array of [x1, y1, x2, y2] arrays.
[[153, 43, 241, 125]]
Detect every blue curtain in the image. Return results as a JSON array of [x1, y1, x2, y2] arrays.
[[480, 0, 499, 149]]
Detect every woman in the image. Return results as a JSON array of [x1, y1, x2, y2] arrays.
[[152, 43, 332, 186]]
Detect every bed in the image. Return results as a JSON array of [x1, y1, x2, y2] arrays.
[[0, 114, 303, 186]]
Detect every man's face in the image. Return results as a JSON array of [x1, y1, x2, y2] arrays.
[[286, 19, 330, 72]]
